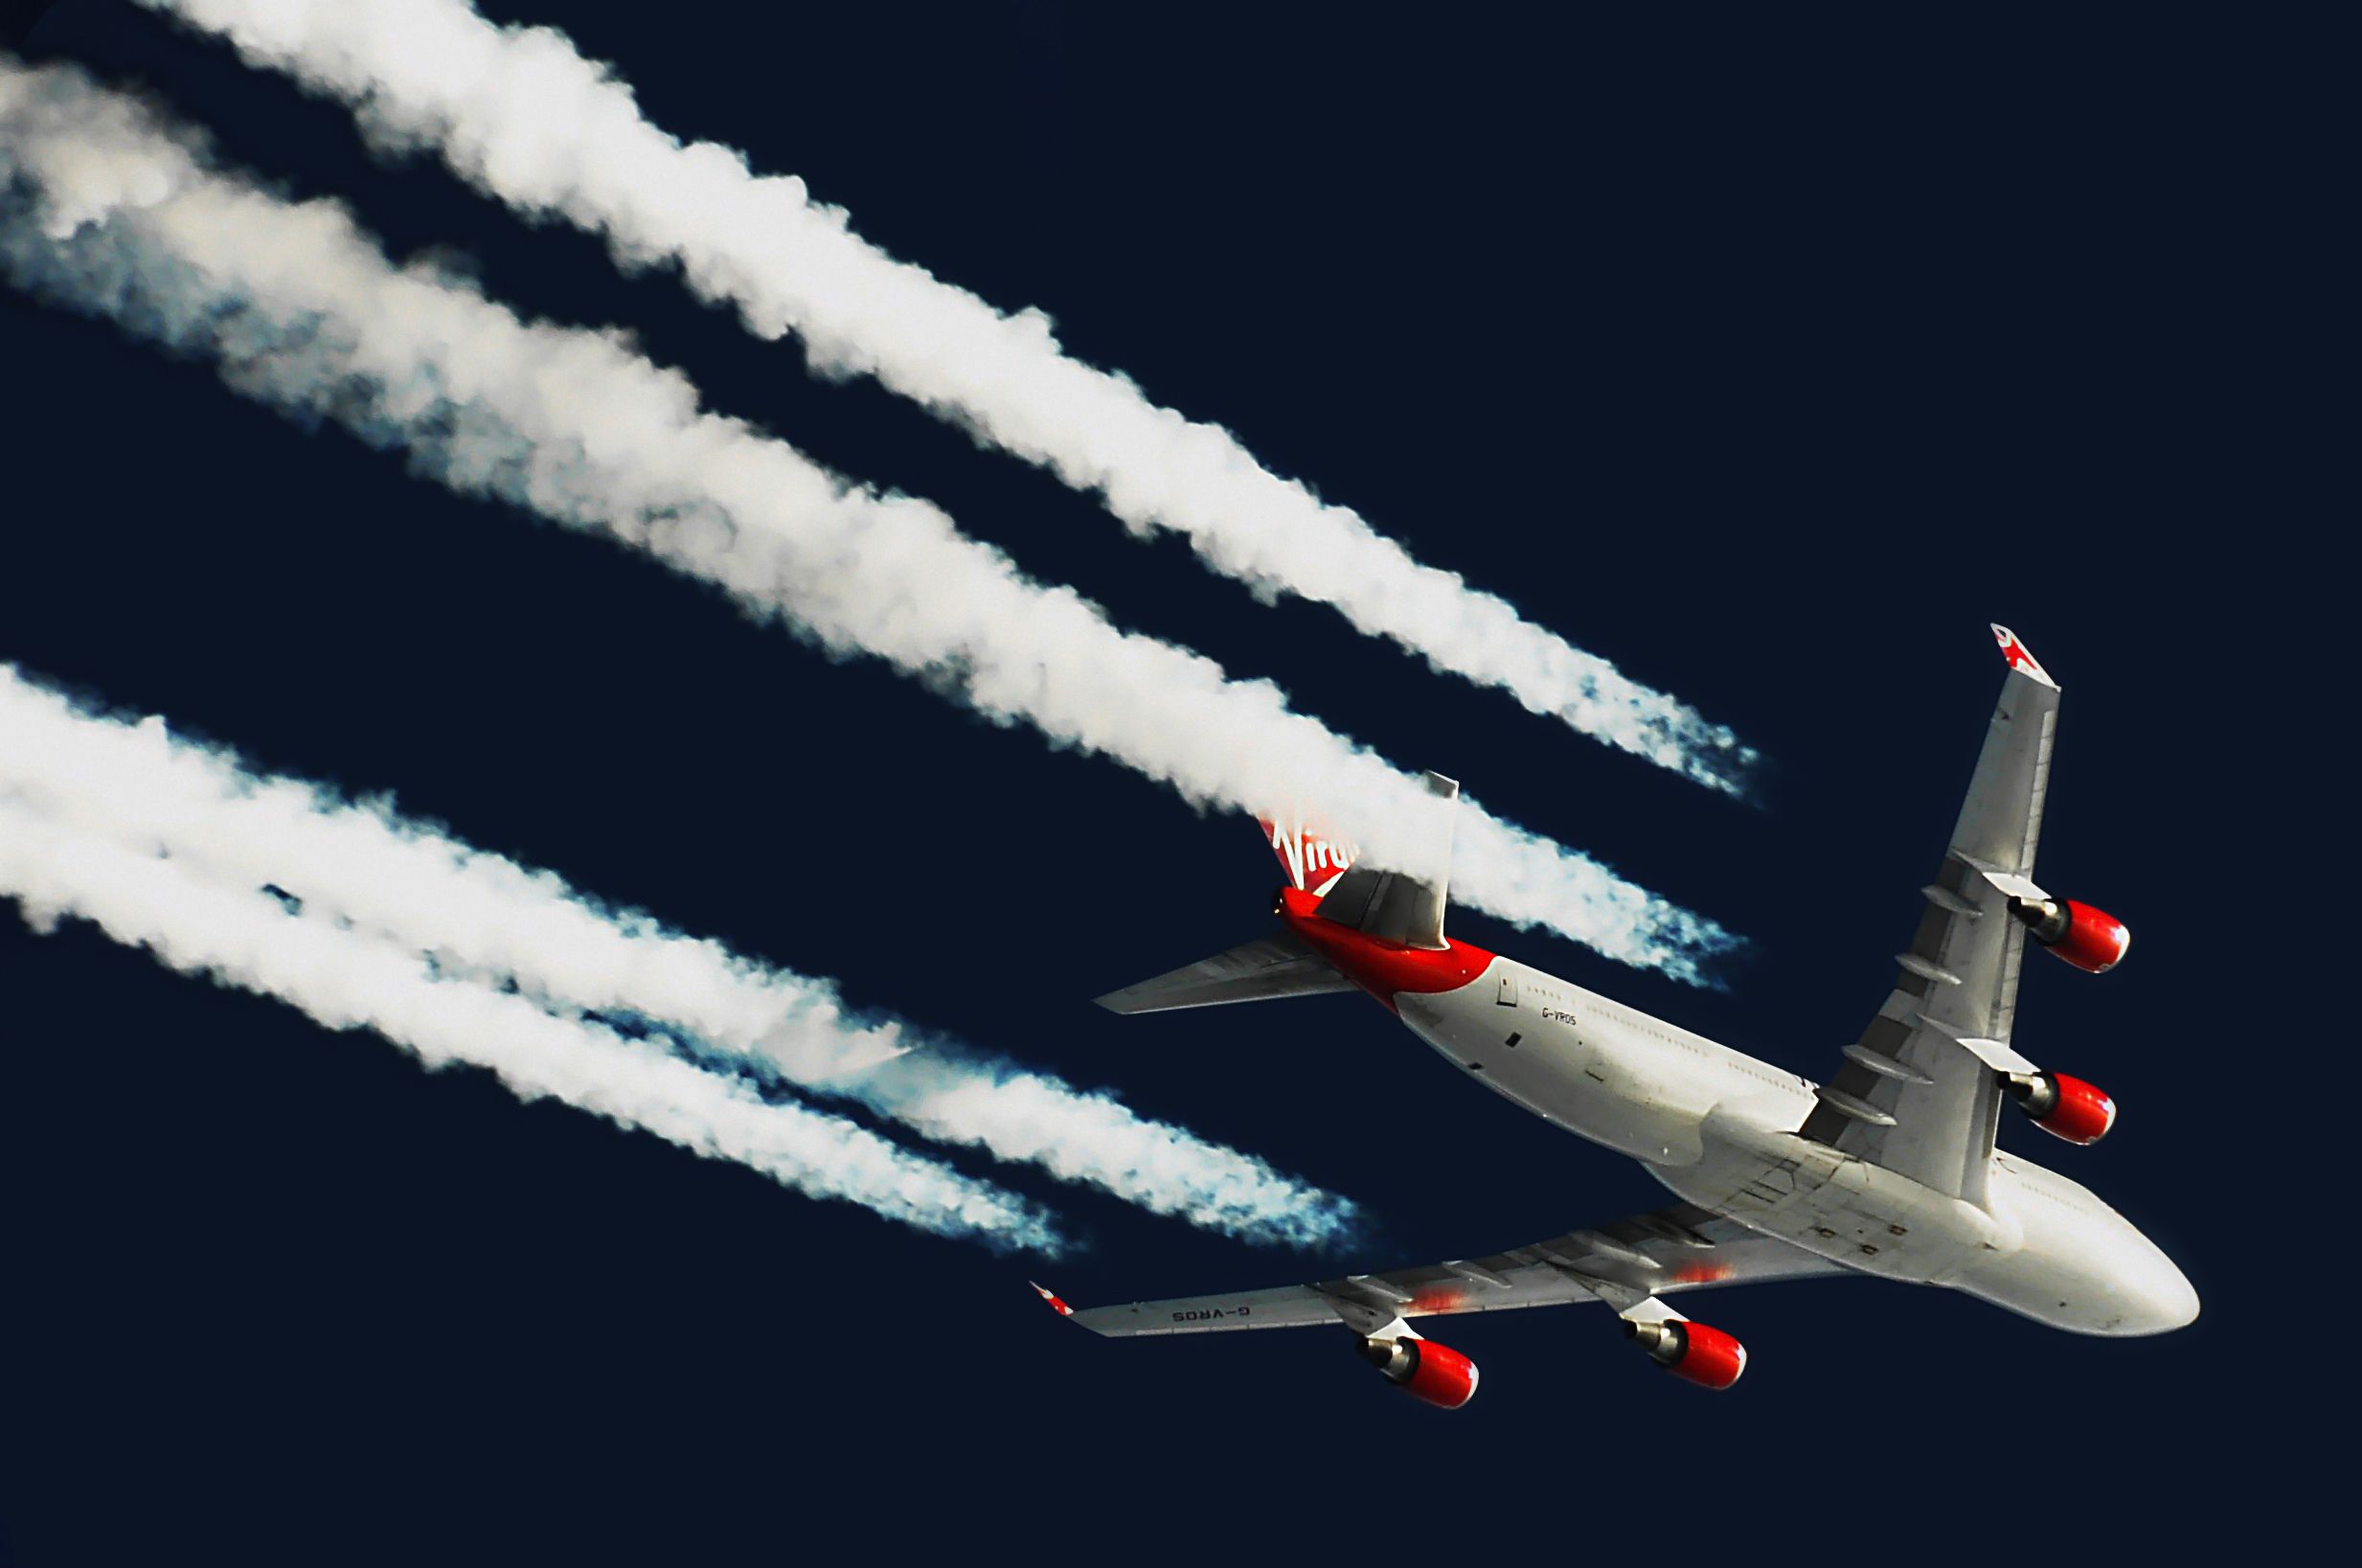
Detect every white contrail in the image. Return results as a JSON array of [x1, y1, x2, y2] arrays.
[[0, 665, 1357, 1247], [134, 0, 1756, 796], [0, 57, 1741, 985], [0, 800, 1062, 1253]]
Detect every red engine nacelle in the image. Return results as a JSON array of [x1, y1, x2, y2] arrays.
[[2007, 1071, 2118, 1145], [2012, 897, 2130, 974], [1358, 1335, 1480, 1409], [1624, 1319, 1747, 1390]]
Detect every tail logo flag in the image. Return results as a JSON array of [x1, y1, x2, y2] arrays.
[[1032, 1282, 1076, 1318], [1262, 808, 1358, 896]]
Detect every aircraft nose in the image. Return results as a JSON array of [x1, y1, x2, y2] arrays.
[[2154, 1257, 2201, 1330], [2121, 1239, 2200, 1335]]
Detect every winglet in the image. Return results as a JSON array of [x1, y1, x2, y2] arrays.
[[1031, 1281, 1077, 1319], [1989, 625, 2057, 690]]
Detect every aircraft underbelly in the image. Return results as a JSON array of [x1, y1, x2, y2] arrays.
[[1396, 968, 2007, 1286], [1396, 971, 1707, 1165], [1654, 1118, 2010, 1284], [1388, 963, 2185, 1319]]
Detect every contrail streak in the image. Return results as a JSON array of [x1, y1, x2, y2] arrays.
[[0, 800, 1062, 1254], [0, 57, 1740, 984], [0, 665, 1357, 1246], [136, 0, 1756, 795]]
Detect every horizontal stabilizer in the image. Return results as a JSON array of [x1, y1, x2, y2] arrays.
[[1094, 933, 1353, 1014]]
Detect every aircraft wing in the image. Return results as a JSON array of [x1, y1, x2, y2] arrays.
[[1797, 625, 2063, 1204], [1056, 1202, 1842, 1338]]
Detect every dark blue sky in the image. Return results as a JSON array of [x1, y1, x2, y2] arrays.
[[1, 3, 2319, 1560]]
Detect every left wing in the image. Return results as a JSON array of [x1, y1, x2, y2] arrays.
[[1059, 1203, 1841, 1339]]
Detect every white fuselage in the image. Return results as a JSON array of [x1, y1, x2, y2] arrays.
[[1394, 957, 2197, 1336]]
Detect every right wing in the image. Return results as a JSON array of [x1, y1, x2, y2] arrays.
[[1797, 625, 2062, 1204], [1064, 1203, 1842, 1338]]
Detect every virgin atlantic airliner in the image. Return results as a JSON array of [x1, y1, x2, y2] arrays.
[[1036, 626, 2194, 1404]]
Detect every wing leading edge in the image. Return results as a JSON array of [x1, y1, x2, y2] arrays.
[[1063, 1203, 1843, 1339]]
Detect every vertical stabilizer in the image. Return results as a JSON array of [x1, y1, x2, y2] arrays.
[[1312, 773, 1459, 950], [1261, 807, 1359, 895]]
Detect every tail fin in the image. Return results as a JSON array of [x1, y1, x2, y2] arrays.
[[1096, 775, 1462, 1014], [1313, 773, 1458, 950], [1260, 807, 1358, 896]]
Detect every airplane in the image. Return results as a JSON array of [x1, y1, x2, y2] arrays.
[[1034, 625, 2195, 1404]]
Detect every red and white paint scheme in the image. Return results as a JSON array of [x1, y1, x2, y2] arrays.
[[1050, 626, 2195, 1404], [1260, 807, 1358, 898]]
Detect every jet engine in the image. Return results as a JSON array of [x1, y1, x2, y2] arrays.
[[2010, 897, 2130, 974], [1624, 1319, 1747, 1389], [1357, 1335, 1479, 1408], [2006, 1071, 2117, 1145]]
